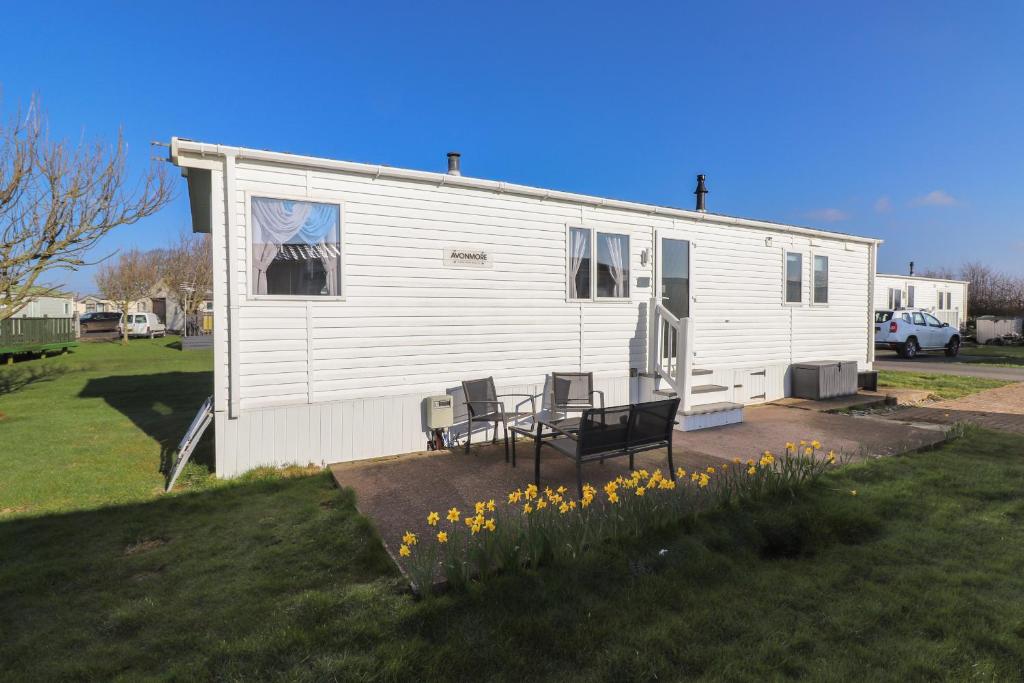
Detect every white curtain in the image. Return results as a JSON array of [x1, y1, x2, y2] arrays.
[[251, 198, 340, 295], [606, 234, 627, 297], [569, 228, 588, 299]]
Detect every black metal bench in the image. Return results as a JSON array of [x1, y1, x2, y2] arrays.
[[533, 398, 680, 497]]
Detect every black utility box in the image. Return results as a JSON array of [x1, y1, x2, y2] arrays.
[[791, 361, 858, 400], [857, 370, 879, 392]]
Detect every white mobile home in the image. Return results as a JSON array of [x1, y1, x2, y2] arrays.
[[874, 274, 969, 329], [170, 139, 881, 477]]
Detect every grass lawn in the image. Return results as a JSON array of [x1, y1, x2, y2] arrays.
[[0, 337, 212, 516], [962, 344, 1024, 366], [3, 428, 1024, 680], [878, 369, 1010, 400]]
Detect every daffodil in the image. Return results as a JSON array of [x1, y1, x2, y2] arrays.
[[747, 466, 756, 475], [706, 466, 716, 474], [785, 441, 795, 451], [437, 531, 448, 543], [732, 458, 741, 465], [426, 512, 439, 526], [568, 500, 577, 510], [402, 531, 418, 546], [399, 544, 411, 557], [559, 502, 570, 514], [508, 489, 522, 504], [525, 484, 538, 500], [659, 479, 675, 490], [485, 518, 496, 532], [827, 450, 836, 464], [470, 522, 482, 534], [556, 485, 567, 495], [635, 487, 646, 497], [676, 467, 686, 479], [604, 481, 618, 495], [536, 498, 548, 510], [447, 507, 460, 523], [523, 502, 533, 514], [607, 491, 619, 504], [486, 499, 496, 512], [698, 473, 710, 488], [690, 472, 699, 482], [475, 501, 486, 516], [465, 516, 475, 528], [811, 440, 821, 449], [804, 447, 813, 456]]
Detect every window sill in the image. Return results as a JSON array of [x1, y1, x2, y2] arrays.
[[247, 294, 347, 303]]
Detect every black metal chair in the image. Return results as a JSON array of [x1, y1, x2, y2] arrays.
[[550, 372, 604, 427], [534, 398, 679, 497], [461, 377, 537, 463]]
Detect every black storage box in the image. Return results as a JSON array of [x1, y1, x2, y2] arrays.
[[857, 370, 878, 392], [791, 361, 858, 400]]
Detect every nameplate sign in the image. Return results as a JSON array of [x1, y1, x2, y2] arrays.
[[443, 246, 492, 269]]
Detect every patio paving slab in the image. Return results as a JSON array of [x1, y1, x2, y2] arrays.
[[330, 405, 947, 556]]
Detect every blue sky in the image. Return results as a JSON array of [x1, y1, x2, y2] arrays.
[[3, 1, 1022, 293]]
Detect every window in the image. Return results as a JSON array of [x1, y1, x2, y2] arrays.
[[568, 227, 591, 299], [888, 288, 902, 309], [937, 291, 944, 309], [907, 285, 915, 308], [946, 292, 952, 309], [785, 252, 802, 303], [205, 301, 214, 312], [912, 312, 926, 326], [923, 312, 942, 327], [812, 255, 828, 304], [567, 228, 629, 300], [251, 196, 342, 296], [875, 311, 893, 323], [902, 312, 912, 323]]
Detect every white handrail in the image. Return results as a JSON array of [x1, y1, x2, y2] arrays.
[[653, 303, 692, 410]]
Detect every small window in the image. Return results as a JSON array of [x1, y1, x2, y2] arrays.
[[907, 285, 915, 308], [812, 255, 828, 304], [902, 313, 912, 323], [785, 252, 802, 303], [946, 292, 952, 309], [568, 227, 592, 300], [912, 312, 926, 326], [567, 228, 629, 300], [888, 288, 902, 310], [251, 196, 342, 296], [875, 311, 893, 323], [596, 233, 630, 298], [924, 313, 942, 327], [937, 292, 944, 310]]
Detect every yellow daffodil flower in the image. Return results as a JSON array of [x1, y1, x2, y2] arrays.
[[747, 466, 756, 475], [474, 501, 485, 516], [486, 499, 496, 512], [811, 440, 821, 449], [536, 499, 548, 510], [447, 507, 460, 523], [437, 531, 448, 543], [676, 467, 686, 479], [557, 485, 567, 495], [607, 491, 619, 504], [635, 486, 646, 497], [399, 544, 411, 557], [698, 473, 710, 488], [485, 518, 496, 532], [508, 490, 521, 504], [525, 484, 538, 500], [427, 512, 440, 526], [804, 447, 813, 456], [706, 466, 716, 474], [523, 503, 533, 514], [568, 500, 577, 509], [559, 502, 570, 514], [785, 442, 795, 451], [402, 531, 417, 546]]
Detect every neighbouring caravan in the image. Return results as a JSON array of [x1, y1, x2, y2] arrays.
[[170, 139, 882, 477], [976, 315, 1024, 344], [874, 274, 969, 330]]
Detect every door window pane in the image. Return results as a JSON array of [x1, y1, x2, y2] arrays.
[[660, 238, 689, 318], [785, 252, 802, 303], [912, 312, 926, 326], [946, 292, 952, 309], [907, 285, 915, 308], [924, 313, 942, 327], [251, 197, 342, 296], [937, 292, 944, 309], [813, 255, 828, 304], [568, 228, 591, 299], [596, 233, 629, 298]]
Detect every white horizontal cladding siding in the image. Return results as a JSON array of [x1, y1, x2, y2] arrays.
[[659, 221, 871, 370], [214, 374, 635, 477], [229, 159, 653, 411], [874, 275, 968, 320]]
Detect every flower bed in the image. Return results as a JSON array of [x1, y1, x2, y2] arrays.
[[399, 441, 839, 595]]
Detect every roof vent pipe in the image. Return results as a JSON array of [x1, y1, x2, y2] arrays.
[[694, 174, 708, 212], [446, 151, 461, 176], [909, 261, 915, 276]]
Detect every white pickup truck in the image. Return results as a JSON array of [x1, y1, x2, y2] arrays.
[[875, 309, 960, 359]]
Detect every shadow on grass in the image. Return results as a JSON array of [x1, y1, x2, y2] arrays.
[[78, 371, 215, 480], [0, 363, 70, 396]]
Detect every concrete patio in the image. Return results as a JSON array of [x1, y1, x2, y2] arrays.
[[330, 404, 948, 554]]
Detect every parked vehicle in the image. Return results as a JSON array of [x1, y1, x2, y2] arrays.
[[79, 311, 123, 334], [874, 309, 960, 358], [126, 312, 167, 338]]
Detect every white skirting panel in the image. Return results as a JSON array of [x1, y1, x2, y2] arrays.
[[215, 374, 635, 478]]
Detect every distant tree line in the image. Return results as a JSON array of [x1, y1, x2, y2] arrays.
[[919, 262, 1024, 317]]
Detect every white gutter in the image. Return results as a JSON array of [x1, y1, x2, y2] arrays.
[[170, 138, 884, 246], [222, 149, 241, 419], [868, 241, 877, 366]]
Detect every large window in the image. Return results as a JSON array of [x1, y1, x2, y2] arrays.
[[568, 228, 630, 300], [813, 255, 829, 304], [785, 252, 802, 303], [251, 196, 342, 297]]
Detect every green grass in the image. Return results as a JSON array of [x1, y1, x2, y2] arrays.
[[961, 344, 1024, 366], [878, 369, 1010, 400], [3, 429, 1024, 680], [0, 337, 213, 516]]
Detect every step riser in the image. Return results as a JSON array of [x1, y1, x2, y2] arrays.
[[675, 408, 744, 432]]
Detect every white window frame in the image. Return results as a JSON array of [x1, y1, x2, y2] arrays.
[[811, 253, 829, 306], [245, 191, 346, 302], [565, 225, 632, 303], [782, 250, 804, 306]]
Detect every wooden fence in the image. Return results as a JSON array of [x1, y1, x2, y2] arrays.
[[0, 317, 77, 354]]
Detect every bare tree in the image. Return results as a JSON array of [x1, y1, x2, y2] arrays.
[[0, 96, 172, 320], [94, 248, 160, 344], [158, 230, 212, 332]]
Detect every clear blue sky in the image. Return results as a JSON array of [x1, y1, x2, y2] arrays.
[[3, 1, 1022, 293]]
